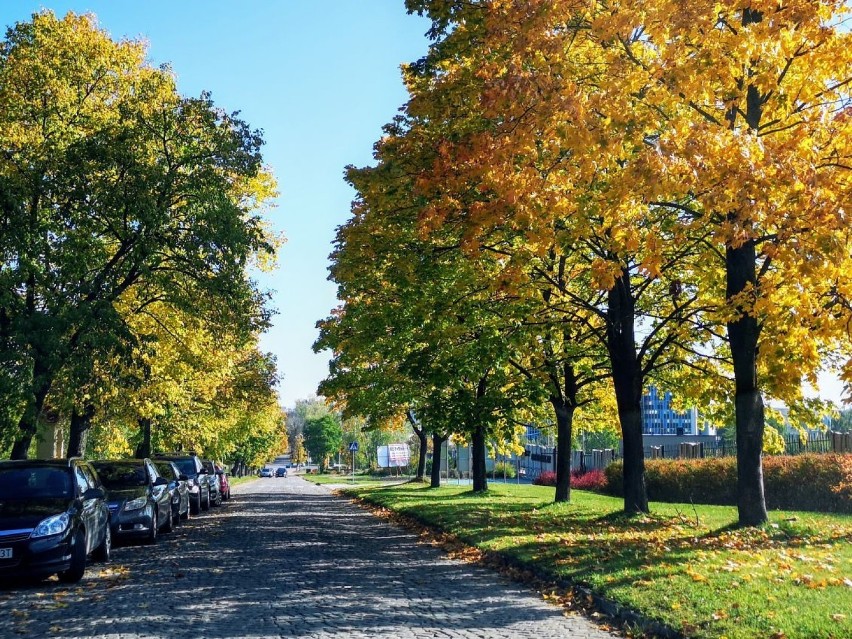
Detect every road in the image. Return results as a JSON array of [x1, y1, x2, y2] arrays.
[[0, 476, 616, 638]]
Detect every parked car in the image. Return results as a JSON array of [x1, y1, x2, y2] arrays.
[[0, 458, 111, 583], [275, 467, 287, 478], [91, 459, 173, 544], [201, 460, 222, 506], [152, 459, 190, 523], [215, 463, 231, 501], [153, 453, 210, 514], [260, 467, 273, 478]]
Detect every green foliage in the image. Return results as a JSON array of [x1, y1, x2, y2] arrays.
[[491, 461, 516, 478], [303, 413, 343, 471], [605, 455, 852, 514]]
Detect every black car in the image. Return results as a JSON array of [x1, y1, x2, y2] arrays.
[[0, 458, 111, 583], [153, 453, 210, 514], [201, 460, 222, 507], [152, 460, 190, 524], [275, 467, 287, 478], [91, 459, 173, 543]]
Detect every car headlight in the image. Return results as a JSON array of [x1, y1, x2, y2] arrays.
[[124, 496, 148, 511], [31, 513, 70, 538]]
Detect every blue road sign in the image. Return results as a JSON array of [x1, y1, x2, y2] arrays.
[[348, 441, 359, 452]]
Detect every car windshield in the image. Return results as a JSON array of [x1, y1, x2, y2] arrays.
[[153, 463, 175, 479], [0, 466, 72, 500], [93, 463, 147, 488], [172, 459, 197, 476]]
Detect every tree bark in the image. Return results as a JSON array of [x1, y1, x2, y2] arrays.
[[471, 423, 488, 492], [67, 404, 95, 457], [10, 371, 51, 460], [407, 410, 428, 481], [135, 417, 152, 458], [552, 398, 575, 503], [430, 432, 446, 488], [607, 269, 649, 514], [727, 237, 768, 526]]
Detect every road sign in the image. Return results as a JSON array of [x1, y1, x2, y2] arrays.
[[348, 441, 359, 452]]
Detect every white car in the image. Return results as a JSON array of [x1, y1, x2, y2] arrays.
[[259, 467, 273, 478]]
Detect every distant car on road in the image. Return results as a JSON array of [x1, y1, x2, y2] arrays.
[[260, 467, 273, 478], [275, 467, 287, 478]]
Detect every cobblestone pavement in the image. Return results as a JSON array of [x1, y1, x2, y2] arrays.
[[0, 476, 617, 638]]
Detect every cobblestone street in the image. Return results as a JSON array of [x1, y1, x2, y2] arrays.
[[0, 477, 616, 638]]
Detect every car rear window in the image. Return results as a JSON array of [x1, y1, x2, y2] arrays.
[[92, 463, 148, 488], [0, 466, 72, 499]]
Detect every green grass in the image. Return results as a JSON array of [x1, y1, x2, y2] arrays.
[[308, 473, 410, 486], [345, 482, 852, 639]]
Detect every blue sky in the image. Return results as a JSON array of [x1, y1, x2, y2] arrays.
[[0, 1, 432, 408]]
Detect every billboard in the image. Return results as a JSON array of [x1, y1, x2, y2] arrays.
[[377, 443, 411, 468]]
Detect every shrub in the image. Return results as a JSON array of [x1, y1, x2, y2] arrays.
[[603, 454, 852, 513], [533, 470, 557, 486], [571, 468, 607, 491], [492, 461, 517, 478]]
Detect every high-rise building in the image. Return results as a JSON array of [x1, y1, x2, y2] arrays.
[[641, 386, 698, 435]]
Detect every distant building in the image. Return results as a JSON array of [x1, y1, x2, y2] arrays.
[[641, 386, 698, 435]]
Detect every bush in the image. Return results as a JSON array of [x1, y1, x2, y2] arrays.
[[604, 453, 852, 513], [571, 468, 607, 491], [492, 461, 517, 478], [533, 470, 557, 486]]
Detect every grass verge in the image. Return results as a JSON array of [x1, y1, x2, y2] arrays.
[[344, 482, 852, 639], [308, 473, 411, 486]]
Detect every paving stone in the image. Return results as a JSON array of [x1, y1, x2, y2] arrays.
[[0, 476, 617, 638]]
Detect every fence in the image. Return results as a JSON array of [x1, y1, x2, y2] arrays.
[[642, 432, 849, 460]]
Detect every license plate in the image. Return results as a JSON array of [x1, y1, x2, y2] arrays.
[[0, 548, 12, 559]]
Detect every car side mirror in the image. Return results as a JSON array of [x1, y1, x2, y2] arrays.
[[83, 487, 105, 500], [216, 470, 224, 476], [179, 474, 189, 481], [154, 477, 169, 487]]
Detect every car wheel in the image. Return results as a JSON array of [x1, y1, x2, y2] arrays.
[[181, 500, 190, 520], [201, 488, 210, 511], [93, 525, 111, 563], [190, 492, 200, 515], [59, 530, 87, 583], [213, 489, 222, 507], [147, 509, 158, 544]]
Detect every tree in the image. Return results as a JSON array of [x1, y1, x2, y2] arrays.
[[0, 11, 276, 458], [303, 413, 343, 472]]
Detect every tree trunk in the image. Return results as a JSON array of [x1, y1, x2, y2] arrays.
[[10, 373, 51, 460], [552, 398, 575, 503], [607, 269, 649, 514], [430, 432, 446, 488], [727, 237, 768, 526], [67, 404, 95, 457], [135, 417, 152, 458], [407, 410, 428, 481], [471, 423, 488, 492]]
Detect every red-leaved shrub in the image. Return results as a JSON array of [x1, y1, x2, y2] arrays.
[[571, 468, 607, 491], [533, 470, 557, 486]]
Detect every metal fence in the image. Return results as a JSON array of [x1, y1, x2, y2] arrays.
[[643, 432, 850, 460]]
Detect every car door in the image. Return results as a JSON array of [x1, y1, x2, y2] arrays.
[[146, 461, 170, 524], [81, 463, 109, 544], [74, 465, 99, 554]]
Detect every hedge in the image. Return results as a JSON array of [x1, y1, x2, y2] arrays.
[[604, 453, 852, 514]]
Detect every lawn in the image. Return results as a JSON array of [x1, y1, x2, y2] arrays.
[[344, 482, 852, 639], [308, 473, 409, 486]]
